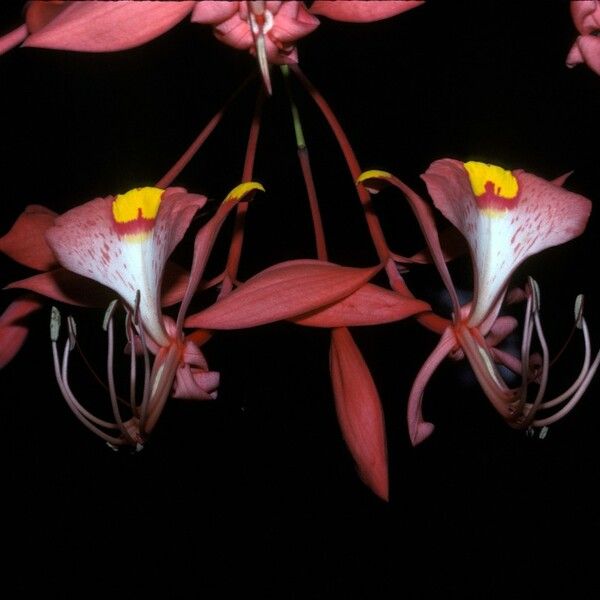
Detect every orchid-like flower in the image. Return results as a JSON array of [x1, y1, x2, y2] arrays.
[[4, 179, 426, 453], [566, 0, 600, 75], [43, 184, 222, 446], [0, 201, 191, 368], [0, 1, 423, 92], [359, 160, 598, 446]]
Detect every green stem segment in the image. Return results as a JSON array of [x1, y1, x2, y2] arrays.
[[281, 65, 328, 261]]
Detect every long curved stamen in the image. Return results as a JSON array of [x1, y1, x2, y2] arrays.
[[538, 313, 591, 410], [51, 309, 124, 445], [510, 290, 598, 430], [521, 300, 551, 425], [125, 310, 138, 415], [532, 348, 600, 427], [529, 296, 600, 427], [104, 300, 136, 445], [514, 280, 538, 415], [547, 296, 583, 369]]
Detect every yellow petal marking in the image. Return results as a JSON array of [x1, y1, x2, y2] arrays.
[[112, 187, 163, 224], [464, 161, 519, 199]]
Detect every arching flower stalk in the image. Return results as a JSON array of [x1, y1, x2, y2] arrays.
[[358, 160, 598, 445]]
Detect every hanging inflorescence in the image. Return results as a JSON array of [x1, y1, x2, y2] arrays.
[[1, 1, 599, 501]]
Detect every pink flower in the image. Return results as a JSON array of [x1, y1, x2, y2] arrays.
[[44, 184, 216, 446], [191, 2, 319, 65], [4, 180, 425, 452], [0, 198, 190, 368], [359, 161, 598, 446], [1, 1, 423, 91], [566, 0, 600, 75]]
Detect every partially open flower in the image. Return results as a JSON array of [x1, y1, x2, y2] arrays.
[[1, 0, 423, 92], [566, 0, 600, 75]]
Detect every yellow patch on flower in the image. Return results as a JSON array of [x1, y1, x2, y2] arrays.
[[224, 181, 265, 204], [112, 187, 163, 222], [111, 187, 163, 239], [464, 162, 519, 199]]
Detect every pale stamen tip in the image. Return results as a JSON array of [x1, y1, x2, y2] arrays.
[[574, 294, 585, 329], [67, 316, 77, 352], [50, 306, 61, 342], [527, 276, 541, 313], [102, 299, 119, 332]]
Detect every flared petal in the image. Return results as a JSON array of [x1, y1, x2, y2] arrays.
[[191, 1, 240, 25], [0, 296, 43, 368], [198, 1, 317, 66], [6, 261, 188, 310], [310, 0, 423, 22], [212, 13, 253, 50], [330, 327, 388, 500], [292, 283, 429, 327], [46, 187, 206, 346], [161, 262, 190, 307], [567, 35, 600, 75], [422, 159, 592, 327], [24, 1, 195, 52], [567, 2, 600, 73], [185, 260, 381, 330], [6, 268, 116, 306], [0, 205, 58, 271], [270, 2, 319, 44], [570, 0, 600, 35]]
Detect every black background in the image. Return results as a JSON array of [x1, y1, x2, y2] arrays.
[[1, 1, 599, 596]]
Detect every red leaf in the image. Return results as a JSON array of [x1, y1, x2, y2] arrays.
[[330, 327, 388, 500], [185, 260, 381, 330]]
